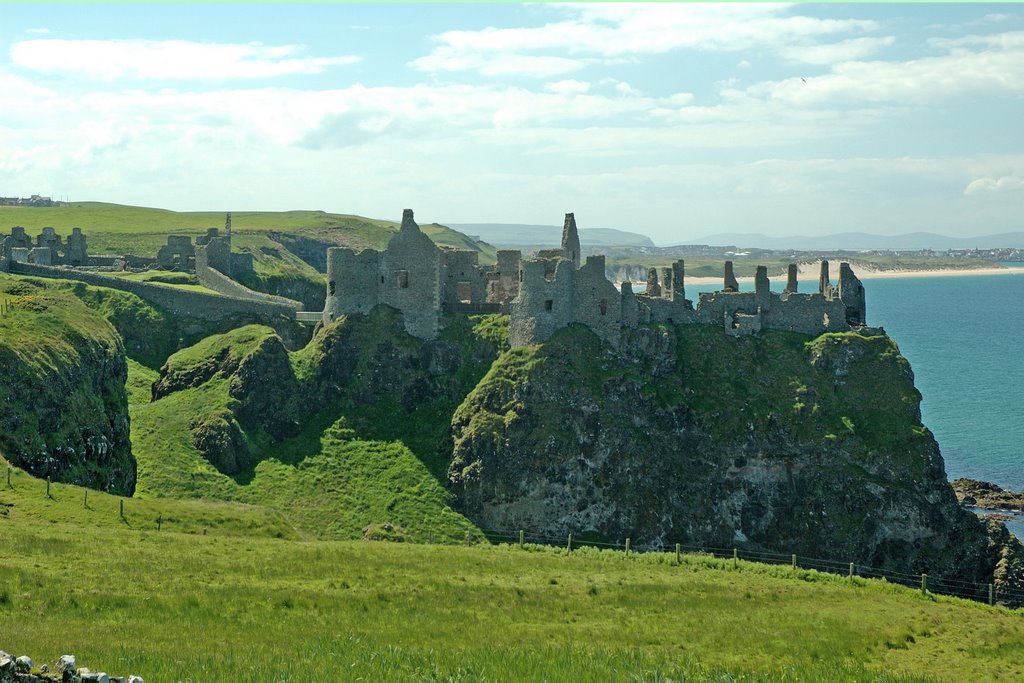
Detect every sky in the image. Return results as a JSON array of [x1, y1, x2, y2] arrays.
[[0, 3, 1022, 244]]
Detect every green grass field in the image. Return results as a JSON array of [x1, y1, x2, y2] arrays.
[[2, 455, 1024, 682], [0, 201, 495, 260], [1, 201, 497, 308], [3, 247, 1022, 681]]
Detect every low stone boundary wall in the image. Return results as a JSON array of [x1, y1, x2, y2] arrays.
[[9, 263, 298, 321], [194, 253, 302, 310]]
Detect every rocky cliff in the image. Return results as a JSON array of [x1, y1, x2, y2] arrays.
[[0, 277, 134, 494], [448, 322, 1020, 594]]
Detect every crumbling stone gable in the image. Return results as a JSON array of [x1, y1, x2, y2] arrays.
[[839, 262, 866, 325], [65, 227, 89, 266], [508, 258, 575, 345], [157, 235, 195, 271], [562, 212, 581, 270], [323, 209, 442, 339], [382, 209, 442, 339], [198, 236, 233, 275], [572, 255, 622, 347], [486, 249, 521, 304], [440, 248, 488, 307]]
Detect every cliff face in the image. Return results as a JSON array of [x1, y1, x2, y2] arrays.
[[448, 323, 1015, 590], [0, 278, 134, 494]]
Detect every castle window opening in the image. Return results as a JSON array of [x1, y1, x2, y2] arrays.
[[397, 270, 409, 289], [381, 275, 385, 284], [599, 299, 608, 316], [544, 299, 553, 312], [457, 282, 472, 304], [328, 281, 336, 296]]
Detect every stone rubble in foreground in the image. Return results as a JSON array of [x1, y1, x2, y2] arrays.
[[0, 651, 142, 683]]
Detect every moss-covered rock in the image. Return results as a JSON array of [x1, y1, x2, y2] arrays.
[[448, 322, 1021, 597], [0, 276, 134, 493]]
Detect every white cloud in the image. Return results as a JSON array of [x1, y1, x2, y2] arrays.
[[928, 30, 1024, 50], [964, 176, 1024, 195], [10, 39, 360, 80], [411, 4, 880, 77], [747, 33, 1024, 105], [412, 48, 584, 78], [26, 28, 50, 35], [779, 36, 895, 65], [543, 79, 591, 95]]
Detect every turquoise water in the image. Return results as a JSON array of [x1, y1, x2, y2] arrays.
[[690, 268, 1024, 490], [866, 271, 1024, 490]]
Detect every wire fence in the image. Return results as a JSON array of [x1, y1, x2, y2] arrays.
[[6, 463, 1021, 608], [436, 524, 1023, 608]]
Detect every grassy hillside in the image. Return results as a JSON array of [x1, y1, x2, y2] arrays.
[[128, 310, 507, 541], [0, 201, 495, 261], [3, 465, 1024, 681], [0, 201, 497, 308], [0, 276, 134, 492]]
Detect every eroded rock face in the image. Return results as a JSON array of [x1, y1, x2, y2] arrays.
[[448, 323, 1024, 596], [0, 282, 134, 494]]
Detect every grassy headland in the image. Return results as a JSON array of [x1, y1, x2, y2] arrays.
[[0, 201, 497, 308], [2, 461, 1024, 682]]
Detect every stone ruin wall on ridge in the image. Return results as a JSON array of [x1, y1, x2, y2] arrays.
[[324, 209, 523, 339], [321, 208, 870, 348], [2, 208, 871, 342], [1, 214, 300, 321]]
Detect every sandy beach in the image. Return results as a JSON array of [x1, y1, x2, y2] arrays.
[[679, 264, 1024, 287]]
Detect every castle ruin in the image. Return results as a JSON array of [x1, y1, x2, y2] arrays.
[[323, 209, 869, 347], [1, 208, 870, 345], [1, 226, 90, 267], [323, 209, 523, 338]]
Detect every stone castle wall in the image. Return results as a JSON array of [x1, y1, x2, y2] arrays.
[[324, 209, 514, 339], [194, 249, 303, 310], [9, 262, 299, 321]]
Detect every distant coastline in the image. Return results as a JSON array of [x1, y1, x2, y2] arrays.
[[682, 263, 1024, 287]]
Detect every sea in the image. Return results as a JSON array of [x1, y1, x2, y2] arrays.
[[690, 266, 1024, 532]]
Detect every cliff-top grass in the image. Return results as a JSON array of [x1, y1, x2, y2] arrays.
[[2, 458, 1024, 682], [0, 201, 494, 260]]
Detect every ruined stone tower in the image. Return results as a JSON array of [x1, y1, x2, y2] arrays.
[[561, 213, 581, 270]]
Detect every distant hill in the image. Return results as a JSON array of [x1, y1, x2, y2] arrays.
[[687, 231, 1024, 251], [449, 223, 655, 249]]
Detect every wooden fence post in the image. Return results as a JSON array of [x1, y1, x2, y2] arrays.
[[849, 562, 854, 578], [6, 466, 10, 487], [566, 533, 573, 552], [733, 548, 738, 568], [625, 538, 631, 556], [791, 554, 796, 570], [46, 476, 50, 498], [921, 574, 928, 595], [519, 529, 524, 548], [989, 583, 994, 606], [119, 499, 124, 519], [675, 543, 681, 564], [84, 489, 88, 508]]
